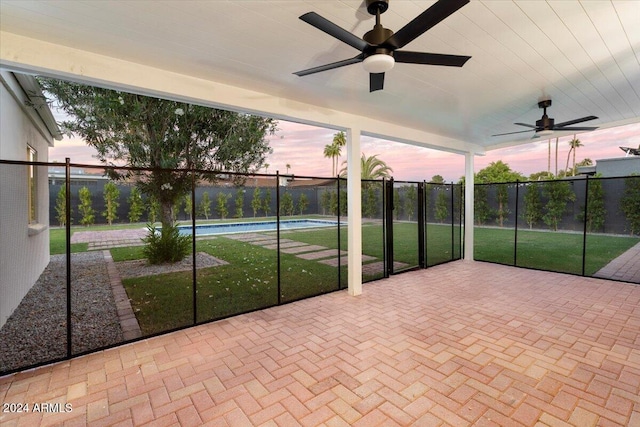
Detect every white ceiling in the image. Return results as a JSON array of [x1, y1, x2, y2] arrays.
[[1, 0, 639, 152]]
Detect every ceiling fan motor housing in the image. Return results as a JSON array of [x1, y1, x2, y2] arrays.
[[536, 116, 554, 130], [537, 99, 553, 129], [366, 0, 389, 15]]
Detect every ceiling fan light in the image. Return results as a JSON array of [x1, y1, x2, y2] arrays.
[[537, 129, 554, 137], [363, 54, 395, 74]]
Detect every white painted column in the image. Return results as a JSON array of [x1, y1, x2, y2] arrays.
[[346, 128, 362, 296], [464, 152, 475, 261]]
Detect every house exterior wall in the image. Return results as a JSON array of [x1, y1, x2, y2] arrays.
[[595, 157, 640, 178], [0, 75, 51, 328]]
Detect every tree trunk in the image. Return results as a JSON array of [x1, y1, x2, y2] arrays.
[[160, 200, 173, 228], [565, 147, 572, 176]]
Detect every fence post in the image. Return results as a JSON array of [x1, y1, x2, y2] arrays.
[[582, 176, 590, 276], [514, 181, 519, 266], [385, 178, 395, 276], [65, 158, 72, 357], [417, 182, 425, 268], [450, 182, 455, 262], [276, 171, 281, 304], [336, 176, 341, 289], [191, 168, 197, 324]]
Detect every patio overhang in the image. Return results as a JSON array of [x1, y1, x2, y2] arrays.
[[1, 0, 638, 294]]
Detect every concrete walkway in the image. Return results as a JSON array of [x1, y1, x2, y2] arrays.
[[594, 241, 640, 283], [71, 228, 147, 250]]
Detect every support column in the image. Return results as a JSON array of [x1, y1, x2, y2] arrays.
[[464, 152, 475, 261], [347, 128, 362, 296]]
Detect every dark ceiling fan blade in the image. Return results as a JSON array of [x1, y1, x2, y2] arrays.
[[370, 73, 385, 92], [551, 126, 599, 132], [554, 116, 598, 128], [384, 0, 470, 49], [491, 129, 537, 137], [299, 12, 370, 52], [513, 122, 537, 128], [294, 54, 364, 76], [394, 51, 470, 67]]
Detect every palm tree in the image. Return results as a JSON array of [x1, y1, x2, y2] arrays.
[[285, 163, 291, 174], [322, 131, 347, 177], [323, 143, 340, 176], [332, 131, 346, 174], [339, 153, 393, 179], [565, 136, 583, 176]]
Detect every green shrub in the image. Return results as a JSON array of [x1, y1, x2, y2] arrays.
[[621, 175, 640, 235], [78, 186, 95, 226], [142, 222, 192, 264]]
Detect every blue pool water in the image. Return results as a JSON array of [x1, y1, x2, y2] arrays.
[[178, 219, 339, 236]]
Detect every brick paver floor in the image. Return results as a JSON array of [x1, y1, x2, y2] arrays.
[[1, 261, 639, 426], [594, 241, 640, 284]]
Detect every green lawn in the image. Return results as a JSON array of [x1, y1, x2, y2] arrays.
[[474, 227, 640, 275], [118, 237, 342, 335], [50, 220, 638, 335], [282, 222, 460, 269]]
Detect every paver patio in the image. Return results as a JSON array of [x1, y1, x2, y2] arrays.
[[594, 241, 640, 284], [1, 261, 638, 426]]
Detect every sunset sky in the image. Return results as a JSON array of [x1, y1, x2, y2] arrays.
[[49, 119, 640, 183]]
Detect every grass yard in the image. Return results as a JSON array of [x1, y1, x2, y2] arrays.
[[282, 222, 460, 269], [51, 219, 637, 336], [114, 237, 342, 335], [474, 227, 640, 275], [50, 228, 88, 254]]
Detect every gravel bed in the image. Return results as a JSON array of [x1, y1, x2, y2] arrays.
[[116, 252, 228, 279], [0, 252, 123, 373]]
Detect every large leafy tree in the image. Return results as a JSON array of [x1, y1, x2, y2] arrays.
[[476, 161, 525, 227], [40, 78, 277, 232]]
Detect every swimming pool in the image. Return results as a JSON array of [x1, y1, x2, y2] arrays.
[[178, 219, 339, 236]]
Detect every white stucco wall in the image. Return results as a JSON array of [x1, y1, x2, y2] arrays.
[[0, 74, 51, 328]]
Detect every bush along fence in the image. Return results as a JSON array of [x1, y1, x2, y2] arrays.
[[473, 175, 640, 280]]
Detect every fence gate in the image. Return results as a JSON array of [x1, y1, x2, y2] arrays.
[[384, 179, 425, 276]]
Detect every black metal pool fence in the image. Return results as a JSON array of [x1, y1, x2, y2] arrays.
[[0, 160, 462, 375], [1, 159, 638, 376]]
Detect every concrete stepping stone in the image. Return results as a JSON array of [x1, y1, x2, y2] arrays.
[[262, 241, 309, 250], [318, 254, 376, 267], [227, 233, 272, 242], [280, 245, 327, 254], [250, 238, 278, 245], [297, 249, 347, 260]]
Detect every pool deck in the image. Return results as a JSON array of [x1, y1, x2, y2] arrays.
[[2, 262, 638, 426], [594, 241, 640, 284]]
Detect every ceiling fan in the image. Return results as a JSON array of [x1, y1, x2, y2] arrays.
[[492, 100, 599, 138], [293, 0, 472, 92]]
